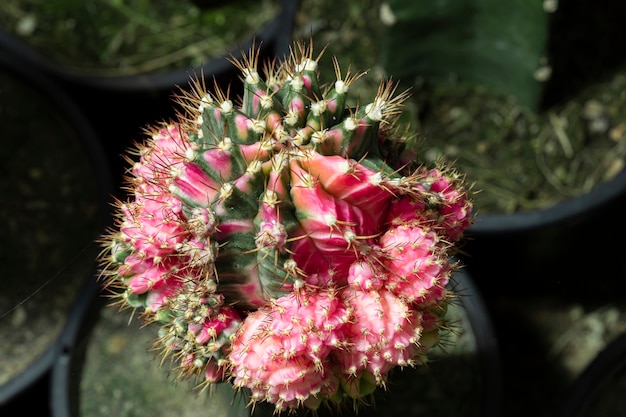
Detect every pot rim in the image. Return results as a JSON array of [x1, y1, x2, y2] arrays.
[[467, 167, 626, 235]]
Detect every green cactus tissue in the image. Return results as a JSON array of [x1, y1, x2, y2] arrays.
[[99, 40, 474, 414]]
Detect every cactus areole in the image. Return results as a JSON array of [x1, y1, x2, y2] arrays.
[[99, 40, 473, 414]]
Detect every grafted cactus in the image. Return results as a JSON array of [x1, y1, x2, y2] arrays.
[[99, 40, 473, 414]]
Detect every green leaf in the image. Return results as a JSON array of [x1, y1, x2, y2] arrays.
[[380, 0, 550, 111]]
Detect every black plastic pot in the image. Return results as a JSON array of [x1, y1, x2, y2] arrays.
[[0, 46, 112, 415], [558, 330, 626, 417], [51, 267, 501, 417], [461, 167, 626, 297]]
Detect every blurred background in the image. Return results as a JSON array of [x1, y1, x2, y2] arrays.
[[1, 1, 626, 416]]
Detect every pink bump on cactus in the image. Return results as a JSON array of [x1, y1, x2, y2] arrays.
[[99, 40, 473, 414]]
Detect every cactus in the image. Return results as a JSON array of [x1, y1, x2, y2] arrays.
[[99, 39, 473, 414]]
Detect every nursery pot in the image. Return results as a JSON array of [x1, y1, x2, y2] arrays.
[[558, 330, 626, 417], [461, 167, 626, 297], [51, 267, 501, 417], [0, 48, 112, 411]]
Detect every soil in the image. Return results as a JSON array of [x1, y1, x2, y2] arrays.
[[0, 0, 281, 75], [413, 74, 626, 215], [0, 68, 103, 387]]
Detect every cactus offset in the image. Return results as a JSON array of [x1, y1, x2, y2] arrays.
[[99, 40, 473, 414]]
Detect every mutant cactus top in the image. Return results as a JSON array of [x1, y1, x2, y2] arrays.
[[99, 39, 474, 414]]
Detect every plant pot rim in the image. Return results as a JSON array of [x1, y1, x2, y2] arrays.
[[0, 0, 299, 93], [467, 167, 626, 235], [0, 54, 112, 406]]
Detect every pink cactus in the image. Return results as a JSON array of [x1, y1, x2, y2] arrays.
[[229, 288, 348, 410], [380, 222, 451, 305], [334, 288, 423, 384], [418, 167, 474, 242], [99, 40, 473, 414]]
